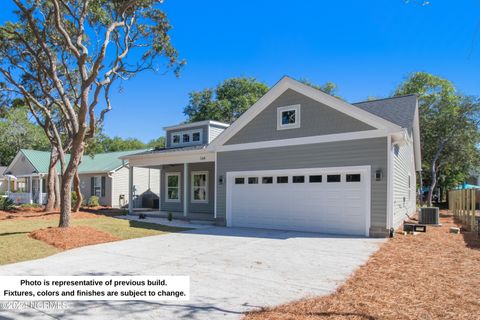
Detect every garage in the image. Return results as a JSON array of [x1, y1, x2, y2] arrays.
[[226, 166, 371, 236]]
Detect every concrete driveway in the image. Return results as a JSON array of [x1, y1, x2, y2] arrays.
[[0, 226, 384, 320]]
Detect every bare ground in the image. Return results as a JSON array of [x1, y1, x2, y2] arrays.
[[29, 225, 120, 250], [244, 212, 480, 320]]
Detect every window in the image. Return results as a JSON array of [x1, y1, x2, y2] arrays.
[[166, 173, 180, 202], [292, 176, 305, 183], [277, 104, 301, 130], [248, 177, 258, 184], [346, 174, 361, 182], [235, 177, 245, 184], [327, 174, 341, 182], [172, 134, 180, 144], [277, 176, 288, 184], [309, 175, 322, 183], [182, 133, 190, 143], [262, 177, 273, 184], [192, 132, 201, 142], [91, 176, 102, 197], [192, 171, 208, 202]]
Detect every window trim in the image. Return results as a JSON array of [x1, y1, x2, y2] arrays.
[[191, 171, 209, 203], [165, 172, 181, 202], [277, 104, 301, 130]]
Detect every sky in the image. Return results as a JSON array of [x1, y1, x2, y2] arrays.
[[1, 0, 480, 142]]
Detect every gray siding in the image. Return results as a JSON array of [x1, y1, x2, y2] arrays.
[[160, 162, 214, 214], [216, 137, 388, 232], [79, 173, 112, 207], [226, 89, 374, 145], [166, 125, 208, 148], [112, 166, 160, 208], [392, 142, 416, 228], [7, 154, 37, 176]]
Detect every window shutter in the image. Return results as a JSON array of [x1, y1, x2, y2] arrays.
[[90, 177, 94, 196], [101, 176, 106, 197]]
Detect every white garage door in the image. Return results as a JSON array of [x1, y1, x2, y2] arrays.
[[226, 166, 370, 236]]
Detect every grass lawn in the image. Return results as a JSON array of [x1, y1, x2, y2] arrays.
[[0, 211, 189, 266], [245, 211, 480, 320]]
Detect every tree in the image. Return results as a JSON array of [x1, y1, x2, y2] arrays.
[[184, 77, 269, 123], [395, 72, 480, 206], [299, 79, 343, 100], [147, 136, 166, 149], [0, 103, 50, 165], [0, 1, 183, 227]]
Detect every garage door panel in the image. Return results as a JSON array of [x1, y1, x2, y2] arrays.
[[228, 167, 370, 236]]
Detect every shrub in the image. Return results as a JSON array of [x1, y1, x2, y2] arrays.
[[167, 212, 173, 221], [88, 195, 100, 207], [71, 191, 78, 204], [0, 197, 15, 211]]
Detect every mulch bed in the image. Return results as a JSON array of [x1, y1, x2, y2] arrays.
[[244, 211, 480, 320], [29, 226, 120, 250], [0, 210, 101, 221]]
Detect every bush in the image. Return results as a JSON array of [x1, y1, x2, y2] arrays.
[[88, 195, 100, 207], [71, 191, 78, 204], [167, 212, 173, 221], [0, 197, 15, 211]]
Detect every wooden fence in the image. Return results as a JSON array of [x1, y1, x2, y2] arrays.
[[448, 189, 478, 232]]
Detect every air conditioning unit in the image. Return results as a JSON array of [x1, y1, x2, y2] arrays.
[[419, 207, 439, 225]]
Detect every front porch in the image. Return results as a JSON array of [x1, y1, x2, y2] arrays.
[[125, 148, 219, 223], [5, 174, 47, 205]]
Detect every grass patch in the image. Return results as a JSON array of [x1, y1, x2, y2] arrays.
[[0, 212, 189, 266]]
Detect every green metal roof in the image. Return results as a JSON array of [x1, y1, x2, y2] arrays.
[[20, 149, 149, 174]]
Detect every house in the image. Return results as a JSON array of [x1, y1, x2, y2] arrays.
[[4, 149, 160, 208], [122, 76, 421, 237], [0, 166, 10, 193]]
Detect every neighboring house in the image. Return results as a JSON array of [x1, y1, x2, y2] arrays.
[[0, 166, 9, 193], [123, 76, 421, 237], [5, 149, 159, 208]]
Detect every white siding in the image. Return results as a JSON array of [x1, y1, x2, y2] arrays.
[[209, 126, 226, 143], [0, 179, 8, 192], [392, 142, 416, 229], [112, 166, 160, 208]]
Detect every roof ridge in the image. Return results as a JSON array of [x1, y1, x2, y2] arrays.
[[353, 94, 417, 105]]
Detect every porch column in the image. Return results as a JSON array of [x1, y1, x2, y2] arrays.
[[158, 168, 162, 213], [7, 176, 10, 195], [183, 162, 188, 217], [128, 166, 134, 214], [39, 175, 43, 205], [29, 177, 33, 204]]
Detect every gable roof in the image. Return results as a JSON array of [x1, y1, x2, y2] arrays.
[[209, 76, 404, 148], [14, 149, 149, 175], [353, 95, 417, 131]]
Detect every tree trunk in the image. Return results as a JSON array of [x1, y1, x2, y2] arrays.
[[54, 174, 61, 208], [44, 147, 59, 212], [72, 170, 82, 213], [427, 167, 437, 207], [58, 139, 85, 228]]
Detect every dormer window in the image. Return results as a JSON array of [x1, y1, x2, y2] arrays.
[[171, 129, 202, 146], [192, 132, 201, 142], [277, 104, 301, 130], [172, 134, 180, 144]]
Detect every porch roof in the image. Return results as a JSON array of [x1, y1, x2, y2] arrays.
[[9, 149, 150, 175], [121, 145, 214, 167]]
